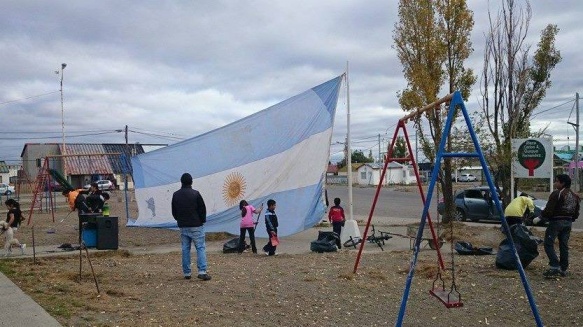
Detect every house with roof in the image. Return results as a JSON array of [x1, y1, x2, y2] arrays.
[[20, 143, 145, 189], [0, 161, 10, 184], [356, 162, 416, 186], [332, 163, 365, 185]]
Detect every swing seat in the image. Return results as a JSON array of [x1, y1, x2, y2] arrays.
[[429, 288, 463, 308]]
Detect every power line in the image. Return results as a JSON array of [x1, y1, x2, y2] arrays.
[[128, 129, 184, 141], [0, 130, 120, 140], [0, 129, 117, 134], [129, 126, 188, 139], [531, 98, 575, 119], [0, 90, 59, 106]]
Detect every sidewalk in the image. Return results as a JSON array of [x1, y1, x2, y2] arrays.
[[0, 273, 62, 327], [0, 216, 423, 327]]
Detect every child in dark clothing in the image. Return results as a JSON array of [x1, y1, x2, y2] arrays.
[[328, 197, 345, 249], [263, 199, 279, 256]]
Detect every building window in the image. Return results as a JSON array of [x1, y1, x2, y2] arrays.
[[361, 171, 367, 179]]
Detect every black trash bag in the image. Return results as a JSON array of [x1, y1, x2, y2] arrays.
[[495, 224, 541, 270], [455, 241, 495, 255], [222, 237, 248, 254], [310, 231, 339, 253]]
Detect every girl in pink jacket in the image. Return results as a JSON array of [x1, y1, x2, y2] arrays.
[[238, 200, 263, 254]]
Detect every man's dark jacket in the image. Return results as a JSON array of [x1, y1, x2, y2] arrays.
[[171, 186, 206, 227], [541, 188, 580, 221]]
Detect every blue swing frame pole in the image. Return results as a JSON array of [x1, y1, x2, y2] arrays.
[[395, 91, 543, 327], [456, 94, 544, 327]]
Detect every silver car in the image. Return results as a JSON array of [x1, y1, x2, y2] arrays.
[[83, 180, 114, 191], [437, 186, 545, 224], [458, 174, 477, 182], [0, 183, 15, 195]]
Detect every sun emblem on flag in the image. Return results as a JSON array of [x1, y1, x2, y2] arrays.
[[222, 172, 246, 206]]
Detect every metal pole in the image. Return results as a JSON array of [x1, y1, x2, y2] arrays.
[[378, 134, 381, 164], [124, 125, 131, 221], [60, 63, 67, 178], [575, 93, 580, 192], [415, 132, 418, 166], [346, 61, 353, 221]]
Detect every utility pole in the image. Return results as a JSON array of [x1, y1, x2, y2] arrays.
[[378, 133, 381, 164], [569, 94, 580, 192], [125, 125, 129, 146]]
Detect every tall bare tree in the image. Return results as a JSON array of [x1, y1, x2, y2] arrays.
[[480, 0, 561, 205], [393, 0, 475, 222]]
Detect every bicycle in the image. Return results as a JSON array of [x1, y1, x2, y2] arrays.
[[343, 225, 392, 251]]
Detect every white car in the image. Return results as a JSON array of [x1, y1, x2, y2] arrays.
[[83, 180, 114, 191], [458, 174, 477, 182], [0, 183, 15, 195]]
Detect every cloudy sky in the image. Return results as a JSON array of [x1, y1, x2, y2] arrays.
[[1, 1, 581, 166]]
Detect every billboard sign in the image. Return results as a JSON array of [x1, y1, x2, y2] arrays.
[[512, 138, 553, 178]]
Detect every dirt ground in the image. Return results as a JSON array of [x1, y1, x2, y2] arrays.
[[1, 191, 583, 326]]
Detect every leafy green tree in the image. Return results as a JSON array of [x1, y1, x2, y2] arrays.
[[337, 150, 374, 168], [393, 0, 475, 222], [479, 0, 561, 205], [352, 150, 372, 164], [392, 136, 409, 162]]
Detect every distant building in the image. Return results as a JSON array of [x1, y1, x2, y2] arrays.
[[20, 143, 146, 189], [356, 162, 416, 186], [0, 161, 9, 184], [326, 163, 338, 175]]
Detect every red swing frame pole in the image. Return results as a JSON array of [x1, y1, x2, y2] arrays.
[[352, 119, 445, 273], [398, 120, 445, 270]]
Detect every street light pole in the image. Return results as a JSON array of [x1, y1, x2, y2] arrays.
[[60, 63, 67, 177]]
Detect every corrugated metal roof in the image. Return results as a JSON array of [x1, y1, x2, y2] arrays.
[[103, 144, 145, 174], [61, 144, 113, 175], [55, 143, 146, 175]]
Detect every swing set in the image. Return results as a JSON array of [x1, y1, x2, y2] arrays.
[[349, 91, 544, 326], [27, 153, 120, 225], [352, 98, 447, 276]]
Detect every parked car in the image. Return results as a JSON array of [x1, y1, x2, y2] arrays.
[[0, 183, 15, 195], [437, 186, 546, 224], [83, 180, 114, 191], [458, 174, 477, 182]]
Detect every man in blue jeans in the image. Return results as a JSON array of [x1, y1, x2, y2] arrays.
[[540, 174, 580, 278], [171, 173, 211, 281]]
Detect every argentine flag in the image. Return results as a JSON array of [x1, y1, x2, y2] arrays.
[[130, 75, 343, 237]]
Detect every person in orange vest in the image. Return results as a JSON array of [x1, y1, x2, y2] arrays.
[[62, 189, 90, 213]]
